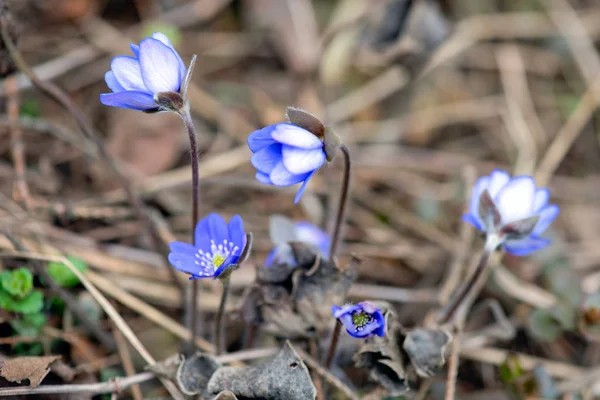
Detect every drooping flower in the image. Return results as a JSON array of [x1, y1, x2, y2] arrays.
[[168, 213, 247, 279], [265, 221, 330, 266], [248, 123, 327, 203], [332, 302, 385, 339], [463, 169, 559, 256], [100, 32, 188, 112]]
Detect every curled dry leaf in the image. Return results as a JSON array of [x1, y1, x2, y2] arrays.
[[207, 341, 316, 400], [176, 353, 221, 397], [0, 355, 61, 387], [402, 328, 451, 377]]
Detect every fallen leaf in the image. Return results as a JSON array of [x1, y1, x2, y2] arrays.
[[0, 355, 61, 387]]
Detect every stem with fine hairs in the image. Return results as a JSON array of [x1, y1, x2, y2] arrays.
[[215, 278, 231, 355], [325, 320, 342, 368], [328, 144, 351, 259]]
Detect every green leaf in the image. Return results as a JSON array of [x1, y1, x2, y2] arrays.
[[47, 256, 88, 288], [10, 290, 44, 314], [527, 308, 564, 342], [1, 268, 33, 298], [20, 98, 41, 118], [0, 288, 16, 311], [13, 342, 43, 356], [10, 313, 47, 337], [140, 23, 182, 47]]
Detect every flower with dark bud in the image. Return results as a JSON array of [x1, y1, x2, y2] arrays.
[[168, 213, 248, 280], [332, 301, 385, 339], [100, 32, 194, 114], [463, 169, 559, 255], [247, 107, 342, 203]]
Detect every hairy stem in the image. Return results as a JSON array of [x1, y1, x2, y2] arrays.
[[215, 279, 231, 355], [180, 109, 201, 351], [325, 320, 342, 369], [329, 144, 351, 259], [436, 237, 499, 324]]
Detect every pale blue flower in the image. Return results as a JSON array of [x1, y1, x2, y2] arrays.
[[332, 302, 385, 339], [248, 123, 326, 203], [463, 169, 559, 256], [265, 221, 330, 266], [100, 32, 187, 111]]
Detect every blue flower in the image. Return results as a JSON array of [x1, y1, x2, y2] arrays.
[[265, 221, 330, 266], [168, 213, 246, 279], [332, 302, 385, 339], [248, 123, 326, 203], [463, 169, 560, 256], [100, 32, 187, 112]]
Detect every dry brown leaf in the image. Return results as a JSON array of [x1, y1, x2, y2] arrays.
[[0, 355, 61, 387]]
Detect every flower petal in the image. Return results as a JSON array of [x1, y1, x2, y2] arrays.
[[462, 213, 483, 231], [281, 145, 326, 175], [228, 215, 246, 249], [139, 38, 182, 93], [104, 71, 125, 92], [248, 125, 278, 152], [194, 217, 211, 251], [295, 222, 330, 258], [169, 241, 196, 256], [100, 91, 157, 111], [111, 56, 148, 92], [207, 213, 229, 245], [255, 171, 272, 184], [151, 33, 186, 84], [533, 204, 559, 236], [533, 188, 550, 213], [503, 236, 551, 256], [487, 169, 510, 198], [332, 304, 360, 319], [250, 143, 282, 174], [495, 176, 535, 224], [269, 161, 308, 186], [294, 170, 316, 203], [168, 252, 198, 275], [130, 44, 140, 58], [271, 123, 323, 149], [468, 176, 490, 227]]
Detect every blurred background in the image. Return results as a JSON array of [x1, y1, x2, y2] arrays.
[[1, 0, 600, 398]]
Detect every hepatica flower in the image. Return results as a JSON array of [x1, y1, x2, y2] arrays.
[[332, 302, 385, 339], [463, 169, 559, 256], [100, 32, 187, 112], [168, 213, 246, 279], [265, 221, 330, 266], [248, 123, 327, 203]]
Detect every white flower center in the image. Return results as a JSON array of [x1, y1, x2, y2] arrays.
[[194, 239, 240, 275]]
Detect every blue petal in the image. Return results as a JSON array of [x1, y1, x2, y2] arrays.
[[213, 254, 238, 278], [255, 171, 272, 184], [248, 125, 278, 152], [139, 38, 183, 93], [130, 44, 140, 58], [250, 143, 282, 174], [293, 170, 316, 203], [495, 176, 536, 224], [152, 32, 186, 80], [207, 213, 229, 245], [104, 71, 125, 92], [269, 161, 309, 186], [487, 170, 510, 199], [469, 176, 490, 227], [295, 222, 330, 258], [533, 188, 550, 213], [169, 241, 196, 256], [271, 123, 323, 149], [110, 56, 148, 92], [332, 304, 361, 319], [100, 91, 157, 111], [503, 235, 551, 256], [228, 215, 246, 250], [533, 204, 559, 236], [281, 145, 326, 175], [167, 252, 197, 275], [265, 248, 277, 267], [462, 213, 483, 231], [194, 217, 211, 251]]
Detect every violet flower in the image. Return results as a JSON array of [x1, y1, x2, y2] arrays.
[[100, 32, 187, 112], [463, 169, 559, 256], [265, 221, 330, 266], [248, 123, 326, 203], [332, 302, 385, 339], [168, 213, 246, 279]]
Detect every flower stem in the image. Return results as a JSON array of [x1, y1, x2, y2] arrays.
[[180, 109, 201, 351], [215, 279, 231, 355], [325, 320, 342, 369], [329, 144, 351, 259], [436, 236, 499, 325]]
